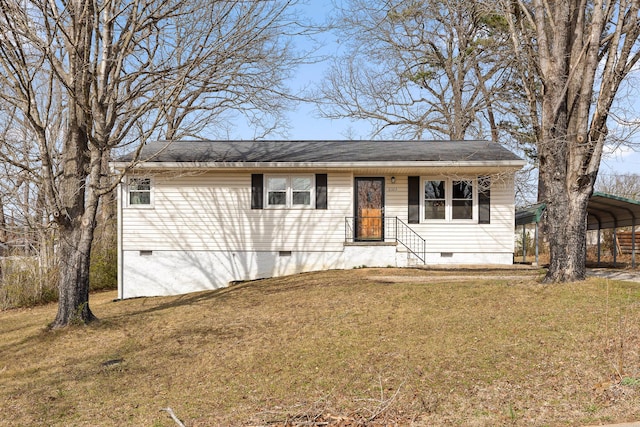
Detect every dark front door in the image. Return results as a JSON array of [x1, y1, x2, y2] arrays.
[[355, 177, 384, 241]]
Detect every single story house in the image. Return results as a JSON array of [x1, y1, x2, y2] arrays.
[[112, 140, 525, 299]]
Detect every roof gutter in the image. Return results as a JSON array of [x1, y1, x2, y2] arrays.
[[110, 160, 526, 170]]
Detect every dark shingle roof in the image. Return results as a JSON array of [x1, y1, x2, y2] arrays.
[[116, 140, 523, 164]]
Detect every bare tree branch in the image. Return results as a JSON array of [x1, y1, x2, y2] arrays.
[[0, 0, 306, 327], [317, 0, 516, 140]]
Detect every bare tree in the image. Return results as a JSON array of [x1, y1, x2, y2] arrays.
[[596, 173, 640, 200], [503, 0, 640, 282], [0, 0, 304, 327], [318, 0, 515, 140]]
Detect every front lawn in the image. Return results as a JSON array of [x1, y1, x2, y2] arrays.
[[1, 268, 638, 426]]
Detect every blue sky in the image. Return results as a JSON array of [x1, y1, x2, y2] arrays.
[[230, 0, 359, 140], [600, 146, 640, 176]]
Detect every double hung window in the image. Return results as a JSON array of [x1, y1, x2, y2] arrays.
[[451, 180, 473, 220], [266, 177, 288, 206], [424, 180, 446, 220], [422, 178, 481, 222], [266, 175, 313, 208], [127, 177, 152, 207]]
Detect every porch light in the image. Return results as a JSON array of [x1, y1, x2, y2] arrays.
[[391, 176, 396, 184]]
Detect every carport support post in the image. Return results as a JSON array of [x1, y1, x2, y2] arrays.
[[522, 224, 527, 262], [613, 227, 618, 267], [597, 227, 601, 267], [632, 220, 636, 269], [535, 222, 539, 266]]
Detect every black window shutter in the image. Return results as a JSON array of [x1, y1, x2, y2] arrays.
[[251, 174, 263, 209], [478, 176, 491, 224], [408, 176, 420, 223], [316, 174, 328, 209]]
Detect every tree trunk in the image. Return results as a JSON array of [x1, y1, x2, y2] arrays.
[[537, 98, 594, 282], [50, 113, 96, 327], [538, 113, 593, 283], [96, 154, 117, 248], [51, 221, 97, 328], [50, 144, 105, 328], [543, 187, 590, 282], [0, 196, 6, 248]]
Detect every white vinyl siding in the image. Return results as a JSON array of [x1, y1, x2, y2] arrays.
[[122, 171, 516, 257], [121, 171, 351, 252], [119, 170, 518, 298]]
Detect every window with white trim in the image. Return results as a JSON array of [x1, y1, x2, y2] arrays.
[[127, 177, 152, 207], [267, 176, 288, 206], [422, 177, 477, 222], [424, 180, 446, 220], [291, 176, 312, 205], [452, 180, 473, 220], [265, 175, 314, 208]]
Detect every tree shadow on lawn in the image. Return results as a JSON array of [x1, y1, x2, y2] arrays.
[[102, 270, 340, 321], [102, 266, 547, 324]]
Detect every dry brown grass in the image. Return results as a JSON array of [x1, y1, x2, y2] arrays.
[[1, 268, 639, 426]]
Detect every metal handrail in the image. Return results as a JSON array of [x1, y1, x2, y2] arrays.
[[394, 217, 426, 263], [344, 216, 426, 263]]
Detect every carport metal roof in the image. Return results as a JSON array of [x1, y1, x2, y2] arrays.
[[515, 192, 640, 230], [515, 203, 546, 227], [587, 192, 640, 230], [515, 192, 639, 268]]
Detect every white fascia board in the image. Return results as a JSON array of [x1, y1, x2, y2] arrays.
[[110, 160, 526, 170]]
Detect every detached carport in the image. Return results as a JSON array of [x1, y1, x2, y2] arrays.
[[515, 192, 640, 268]]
